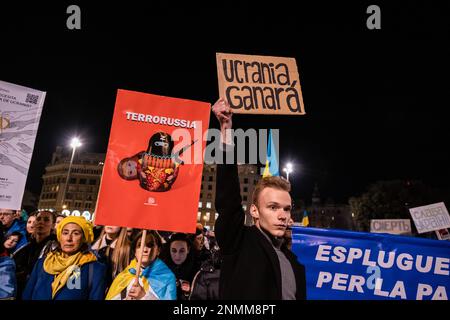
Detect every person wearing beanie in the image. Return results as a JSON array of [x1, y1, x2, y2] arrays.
[[22, 216, 106, 300]]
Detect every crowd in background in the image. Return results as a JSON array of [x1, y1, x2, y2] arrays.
[[0, 208, 221, 300]]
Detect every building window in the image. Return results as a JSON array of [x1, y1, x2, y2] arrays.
[[208, 176, 213, 182], [204, 212, 210, 222], [69, 178, 76, 184], [200, 193, 203, 199], [79, 178, 87, 184], [243, 187, 248, 192], [243, 196, 247, 201], [200, 184, 203, 190], [208, 185, 212, 191], [207, 194, 212, 200], [202, 176, 204, 181], [197, 212, 202, 221], [244, 178, 249, 184], [206, 202, 211, 209], [215, 213, 219, 221], [198, 202, 202, 208], [89, 179, 96, 185]]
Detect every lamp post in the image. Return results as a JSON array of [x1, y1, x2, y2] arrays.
[[283, 162, 293, 182], [61, 137, 82, 210]]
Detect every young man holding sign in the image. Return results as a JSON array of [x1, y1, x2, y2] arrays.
[[212, 98, 306, 300]]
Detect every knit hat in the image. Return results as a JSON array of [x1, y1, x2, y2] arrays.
[[56, 216, 95, 244]]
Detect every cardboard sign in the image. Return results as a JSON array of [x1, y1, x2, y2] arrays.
[[95, 90, 210, 233], [409, 202, 450, 234], [0, 80, 46, 210], [216, 53, 305, 115], [370, 219, 412, 235]]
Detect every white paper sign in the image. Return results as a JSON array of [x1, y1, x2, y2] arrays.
[[370, 219, 412, 235], [0, 80, 46, 210], [409, 202, 450, 234]]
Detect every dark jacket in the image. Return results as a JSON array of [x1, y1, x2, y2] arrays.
[[189, 249, 221, 300], [161, 249, 200, 300], [215, 150, 307, 300], [13, 233, 56, 298]]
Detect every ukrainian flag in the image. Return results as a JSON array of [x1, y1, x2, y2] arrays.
[[302, 210, 309, 227], [262, 129, 279, 178]]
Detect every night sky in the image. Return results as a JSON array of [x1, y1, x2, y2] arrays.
[[2, 2, 449, 204]]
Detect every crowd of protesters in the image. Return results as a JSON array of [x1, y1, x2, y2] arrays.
[[0, 207, 222, 300], [0, 99, 302, 300]]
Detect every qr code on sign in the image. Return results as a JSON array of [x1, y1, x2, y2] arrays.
[[26, 93, 39, 104]]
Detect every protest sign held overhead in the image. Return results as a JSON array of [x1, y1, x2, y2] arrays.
[[293, 227, 450, 300], [409, 202, 450, 234], [370, 219, 412, 235], [95, 90, 210, 233], [216, 53, 306, 115], [0, 80, 46, 210]]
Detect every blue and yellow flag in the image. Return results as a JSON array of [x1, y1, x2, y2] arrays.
[[302, 210, 309, 227], [262, 129, 279, 178]]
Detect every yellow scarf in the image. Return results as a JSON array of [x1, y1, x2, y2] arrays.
[[43, 251, 97, 299], [105, 259, 150, 300]]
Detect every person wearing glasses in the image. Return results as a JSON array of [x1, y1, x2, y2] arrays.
[[212, 98, 306, 300]]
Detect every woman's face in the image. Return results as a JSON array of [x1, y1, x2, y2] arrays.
[[60, 223, 84, 255], [26, 216, 36, 234], [55, 216, 65, 229], [135, 240, 159, 267], [104, 226, 121, 236], [35, 212, 54, 236], [4, 235, 19, 250], [170, 240, 189, 265], [193, 233, 204, 251]]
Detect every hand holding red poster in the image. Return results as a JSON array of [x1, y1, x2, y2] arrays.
[[95, 90, 210, 233]]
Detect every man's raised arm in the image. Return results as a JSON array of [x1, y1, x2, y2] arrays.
[[212, 99, 246, 255]]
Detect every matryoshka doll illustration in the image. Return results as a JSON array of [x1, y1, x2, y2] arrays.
[[138, 132, 180, 192]]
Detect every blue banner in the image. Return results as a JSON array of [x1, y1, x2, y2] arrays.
[[292, 227, 450, 300]]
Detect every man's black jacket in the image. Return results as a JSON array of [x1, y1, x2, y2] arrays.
[[215, 156, 306, 300]]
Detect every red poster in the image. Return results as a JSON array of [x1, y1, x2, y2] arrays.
[[95, 90, 210, 233]]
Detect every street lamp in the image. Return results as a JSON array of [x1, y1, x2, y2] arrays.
[[61, 137, 82, 210], [283, 162, 293, 182]]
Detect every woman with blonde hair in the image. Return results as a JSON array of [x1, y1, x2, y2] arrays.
[[106, 230, 176, 300], [91, 226, 131, 288], [22, 216, 106, 300]]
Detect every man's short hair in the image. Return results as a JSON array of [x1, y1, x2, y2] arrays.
[[252, 176, 291, 206]]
